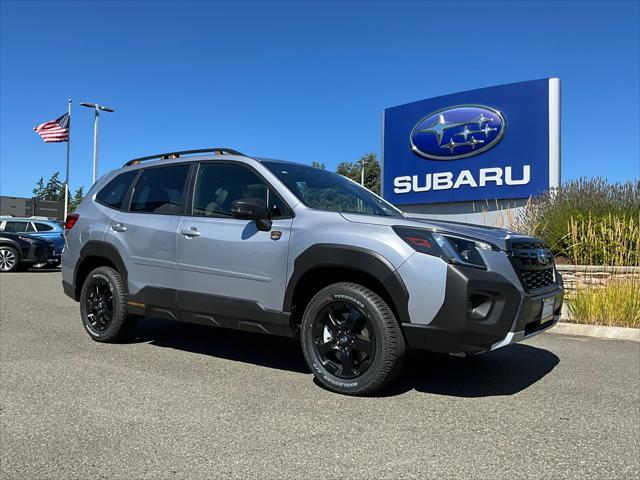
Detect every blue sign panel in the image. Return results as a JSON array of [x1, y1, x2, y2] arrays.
[[382, 79, 558, 205]]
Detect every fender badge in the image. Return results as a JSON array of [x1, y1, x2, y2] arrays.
[[270, 230, 282, 241]]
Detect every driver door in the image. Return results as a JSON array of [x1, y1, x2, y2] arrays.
[[176, 162, 293, 315]]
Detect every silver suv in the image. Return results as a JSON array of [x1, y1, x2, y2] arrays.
[[62, 148, 564, 395]]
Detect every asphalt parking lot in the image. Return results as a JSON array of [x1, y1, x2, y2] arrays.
[[1, 271, 638, 479]]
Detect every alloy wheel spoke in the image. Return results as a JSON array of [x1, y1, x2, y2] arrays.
[[326, 310, 342, 333], [338, 350, 357, 377], [316, 340, 337, 356], [352, 338, 374, 356], [344, 309, 362, 333]]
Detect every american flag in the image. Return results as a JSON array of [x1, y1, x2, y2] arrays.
[[34, 113, 70, 143]]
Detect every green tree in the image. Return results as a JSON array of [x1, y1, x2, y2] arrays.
[[335, 153, 381, 194], [42, 172, 64, 200], [336, 161, 357, 178], [310, 161, 325, 169], [360, 153, 380, 195], [69, 186, 85, 212], [32, 177, 46, 199]]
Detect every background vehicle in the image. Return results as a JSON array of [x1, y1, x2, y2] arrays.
[[61, 148, 564, 395], [0, 231, 54, 272], [0, 216, 64, 267]]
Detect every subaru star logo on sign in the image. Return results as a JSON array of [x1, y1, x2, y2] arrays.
[[410, 106, 506, 160], [382, 78, 560, 206]]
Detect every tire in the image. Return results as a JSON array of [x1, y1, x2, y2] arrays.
[[0, 246, 20, 272], [300, 282, 406, 396], [79, 266, 137, 342]]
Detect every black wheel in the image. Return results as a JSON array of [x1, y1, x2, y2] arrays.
[[0, 246, 20, 272], [79, 266, 137, 342], [300, 282, 406, 396]]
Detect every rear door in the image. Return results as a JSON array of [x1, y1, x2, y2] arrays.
[[176, 162, 293, 315], [106, 163, 191, 297]]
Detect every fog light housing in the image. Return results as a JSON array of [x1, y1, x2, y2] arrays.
[[467, 294, 493, 320]]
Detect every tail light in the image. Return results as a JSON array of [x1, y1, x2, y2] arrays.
[[64, 213, 80, 230]]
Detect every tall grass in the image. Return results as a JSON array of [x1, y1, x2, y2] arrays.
[[563, 211, 640, 328], [567, 213, 640, 266], [567, 278, 640, 328]]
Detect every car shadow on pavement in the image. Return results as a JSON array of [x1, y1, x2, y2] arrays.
[[132, 318, 559, 397], [132, 317, 311, 374], [378, 344, 560, 398]]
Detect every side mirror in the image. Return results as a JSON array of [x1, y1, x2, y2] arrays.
[[230, 198, 272, 231]]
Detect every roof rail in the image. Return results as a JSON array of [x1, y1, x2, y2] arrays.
[[123, 148, 246, 167]]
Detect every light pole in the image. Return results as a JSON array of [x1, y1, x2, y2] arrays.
[[360, 157, 367, 187], [80, 102, 115, 183]]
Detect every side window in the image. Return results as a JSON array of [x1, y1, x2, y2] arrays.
[[130, 164, 190, 214], [3, 221, 28, 232], [34, 222, 54, 232], [96, 170, 138, 210], [192, 163, 288, 218], [26, 223, 37, 232]]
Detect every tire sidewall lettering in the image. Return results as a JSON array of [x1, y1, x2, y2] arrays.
[[331, 293, 365, 310]]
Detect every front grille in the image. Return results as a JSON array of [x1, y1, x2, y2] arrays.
[[520, 268, 555, 290], [507, 239, 557, 292]]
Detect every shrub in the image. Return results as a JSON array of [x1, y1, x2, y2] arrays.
[[515, 178, 640, 262]]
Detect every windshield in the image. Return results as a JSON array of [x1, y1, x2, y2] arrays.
[[262, 162, 403, 217]]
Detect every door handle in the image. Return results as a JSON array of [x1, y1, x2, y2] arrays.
[[111, 223, 127, 232], [180, 228, 201, 238]]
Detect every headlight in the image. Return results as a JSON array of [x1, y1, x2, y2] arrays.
[[393, 226, 495, 269]]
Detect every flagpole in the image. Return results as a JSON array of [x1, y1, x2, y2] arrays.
[[64, 99, 71, 219]]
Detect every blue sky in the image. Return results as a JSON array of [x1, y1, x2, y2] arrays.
[[1, 0, 638, 197]]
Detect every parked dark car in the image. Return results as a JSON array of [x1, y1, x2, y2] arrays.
[[0, 216, 65, 267], [0, 231, 54, 272]]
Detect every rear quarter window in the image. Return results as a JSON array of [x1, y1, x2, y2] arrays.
[[34, 222, 54, 231], [96, 170, 138, 210]]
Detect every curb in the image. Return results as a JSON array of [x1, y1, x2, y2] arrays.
[[550, 322, 640, 342]]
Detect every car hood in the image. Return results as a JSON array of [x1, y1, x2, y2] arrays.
[[340, 213, 532, 250]]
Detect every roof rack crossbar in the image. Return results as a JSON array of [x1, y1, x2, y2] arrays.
[[124, 148, 246, 167]]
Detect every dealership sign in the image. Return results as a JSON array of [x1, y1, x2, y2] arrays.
[[382, 78, 560, 205]]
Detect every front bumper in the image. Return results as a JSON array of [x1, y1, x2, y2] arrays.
[[402, 264, 563, 354]]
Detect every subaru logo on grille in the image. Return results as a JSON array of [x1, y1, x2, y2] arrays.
[[537, 248, 549, 266], [410, 105, 506, 160]]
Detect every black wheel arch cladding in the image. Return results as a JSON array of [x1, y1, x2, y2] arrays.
[[73, 241, 129, 300], [284, 244, 410, 325]]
